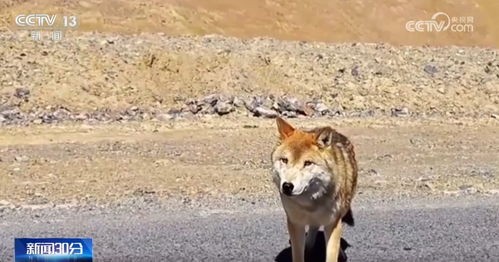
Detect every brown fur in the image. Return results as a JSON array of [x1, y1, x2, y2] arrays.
[[272, 117, 358, 262]]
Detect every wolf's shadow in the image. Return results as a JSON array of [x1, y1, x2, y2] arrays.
[[274, 231, 351, 262]]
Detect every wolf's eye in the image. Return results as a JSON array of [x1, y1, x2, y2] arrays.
[[303, 160, 314, 167], [280, 157, 288, 164]]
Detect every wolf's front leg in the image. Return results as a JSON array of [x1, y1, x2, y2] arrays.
[[324, 219, 343, 262], [287, 217, 305, 262]]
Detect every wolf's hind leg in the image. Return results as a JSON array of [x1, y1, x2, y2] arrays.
[[324, 219, 343, 262]]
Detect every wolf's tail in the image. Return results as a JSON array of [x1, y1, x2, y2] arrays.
[[343, 208, 355, 226]]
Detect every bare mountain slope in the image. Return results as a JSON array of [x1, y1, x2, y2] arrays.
[[1, 0, 499, 47]]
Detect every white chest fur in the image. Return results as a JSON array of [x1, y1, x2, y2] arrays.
[[281, 194, 339, 226]]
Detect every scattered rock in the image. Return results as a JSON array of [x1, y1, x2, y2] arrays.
[[366, 169, 380, 176], [277, 96, 302, 113], [74, 113, 88, 121], [253, 106, 278, 118], [181, 197, 191, 205], [416, 176, 432, 182], [376, 154, 393, 161], [302, 105, 315, 116], [201, 94, 219, 107], [184, 99, 201, 114], [126, 106, 139, 115], [281, 110, 297, 118], [132, 188, 156, 196], [351, 65, 360, 77], [32, 119, 43, 124], [231, 97, 244, 107], [423, 64, 438, 75], [214, 101, 234, 115], [1, 108, 22, 120], [178, 111, 195, 119], [391, 107, 410, 117], [486, 189, 499, 195], [53, 108, 71, 119], [0, 35, 497, 124], [409, 137, 424, 146], [443, 190, 460, 196], [419, 182, 434, 191], [0, 79, 495, 125], [156, 113, 175, 121], [14, 155, 29, 162], [14, 87, 30, 100], [314, 102, 330, 115], [41, 113, 57, 124], [470, 168, 494, 179], [458, 185, 478, 195], [244, 96, 265, 113]]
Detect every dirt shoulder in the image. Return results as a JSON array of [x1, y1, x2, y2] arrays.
[[0, 117, 497, 208]]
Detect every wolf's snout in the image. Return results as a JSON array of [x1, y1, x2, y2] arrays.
[[282, 182, 294, 196]]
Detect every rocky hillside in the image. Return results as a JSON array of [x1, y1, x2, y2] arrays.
[[0, 32, 498, 125]]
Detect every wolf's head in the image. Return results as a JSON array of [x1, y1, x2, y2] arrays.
[[271, 117, 338, 199]]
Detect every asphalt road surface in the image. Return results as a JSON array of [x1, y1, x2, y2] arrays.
[[1, 195, 498, 262]]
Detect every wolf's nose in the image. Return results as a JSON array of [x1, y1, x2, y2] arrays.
[[282, 182, 294, 196]]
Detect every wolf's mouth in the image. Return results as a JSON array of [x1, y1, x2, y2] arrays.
[[287, 186, 308, 197], [285, 180, 324, 197]]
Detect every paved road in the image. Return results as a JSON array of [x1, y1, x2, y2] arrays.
[[1, 196, 498, 262]]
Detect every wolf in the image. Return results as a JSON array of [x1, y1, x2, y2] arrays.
[[271, 117, 358, 262]]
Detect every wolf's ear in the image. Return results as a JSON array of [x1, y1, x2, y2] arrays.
[[276, 116, 295, 139], [315, 127, 334, 148]]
